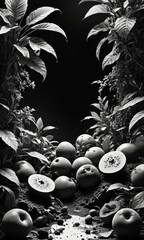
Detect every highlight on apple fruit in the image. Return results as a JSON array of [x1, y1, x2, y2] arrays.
[[2, 208, 33, 238], [76, 164, 100, 188], [14, 160, 36, 182], [112, 208, 142, 238]]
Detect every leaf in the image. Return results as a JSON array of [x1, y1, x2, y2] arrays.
[[27, 151, 49, 164], [102, 49, 121, 69], [5, 0, 28, 21], [26, 7, 60, 26], [81, 116, 96, 121], [14, 44, 30, 58], [42, 126, 57, 132], [129, 110, 144, 132], [87, 21, 110, 39], [0, 25, 18, 34], [0, 168, 20, 199], [91, 103, 101, 110], [0, 130, 18, 151], [131, 191, 144, 209], [90, 111, 102, 121], [115, 16, 136, 39], [96, 36, 109, 60], [36, 117, 44, 132], [29, 37, 57, 60], [98, 229, 114, 238], [0, 103, 10, 111], [83, 4, 113, 19], [19, 50, 47, 81], [79, 0, 104, 4], [119, 96, 144, 111], [31, 22, 67, 40], [106, 183, 129, 192]]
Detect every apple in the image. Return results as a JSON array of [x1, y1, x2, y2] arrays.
[[2, 208, 33, 238], [54, 175, 76, 199], [131, 164, 144, 187], [112, 208, 142, 238], [14, 160, 36, 182], [76, 164, 100, 188]]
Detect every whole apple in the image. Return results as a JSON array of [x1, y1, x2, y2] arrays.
[[112, 208, 142, 238], [2, 208, 33, 238], [14, 160, 36, 182]]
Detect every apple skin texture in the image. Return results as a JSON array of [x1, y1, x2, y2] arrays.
[[112, 208, 142, 238], [2, 208, 33, 238], [14, 160, 36, 182]]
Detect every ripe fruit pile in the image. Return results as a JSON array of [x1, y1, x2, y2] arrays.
[[1, 133, 144, 239]]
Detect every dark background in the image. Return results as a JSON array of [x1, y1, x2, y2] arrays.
[[21, 0, 108, 144]]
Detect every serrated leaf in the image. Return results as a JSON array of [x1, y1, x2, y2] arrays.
[[14, 44, 30, 58], [0, 130, 18, 151], [131, 191, 144, 209], [36, 117, 44, 132], [119, 96, 144, 111], [102, 49, 121, 69], [83, 4, 113, 19], [27, 151, 49, 164], [87, 21, 110, 39], [29, 37, 57, 60], [31, 22, 67, 40], [19, 50, 47, 81], [5, 0, 28, 21], [129, 110, 144, 132], [26, 7, 60, 26], [115, 16, 136, 39]]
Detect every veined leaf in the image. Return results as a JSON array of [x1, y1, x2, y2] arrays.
[[119, 96, 144, 111], [29, 37, 57, 60], [26, 7, 60, 26], [87, 21, 110, 39], [19, 50, 47, 81], [0, 25, 18, 34], [102, 48, 121, 69], [129, 110, 144, 132], [36, 117, 44, 132], [115, 16, 136, 39], [90, 111, 102, 121], [83, 4, 113, 19], [27, 151, 49, 164], [0, 130, 18, 151], [14, 44, 30, 58], [5, 0, 28, 21], [31, 22, 67, 40]]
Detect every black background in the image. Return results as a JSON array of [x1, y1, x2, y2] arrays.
[[20, 0, 108, 144]]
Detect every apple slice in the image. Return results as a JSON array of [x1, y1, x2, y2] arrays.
[[99, 200, 121, 226], [28, 174, 55, 197], [98, 151, 126, 176]]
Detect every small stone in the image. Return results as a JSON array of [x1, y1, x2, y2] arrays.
[[85, 214, 93, 224], [85, 229, 91, 234], [38, 229, 48, 239], [73, 222, 80, 227], [57, 218, 64, 225], [61, 206, 68, 214]]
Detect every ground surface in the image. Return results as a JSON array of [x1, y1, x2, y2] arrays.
[[1, 161, 144, 240]]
